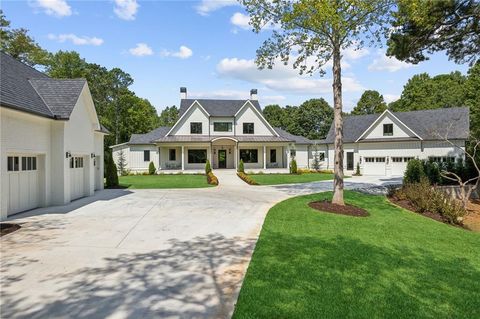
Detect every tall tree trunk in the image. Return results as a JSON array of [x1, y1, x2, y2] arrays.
[[331, 43, 345, 205]]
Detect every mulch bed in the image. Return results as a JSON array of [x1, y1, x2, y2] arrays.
[[0, 223, 21, 237], [388, 196, 453, 225], [308, 200, 369, 217]]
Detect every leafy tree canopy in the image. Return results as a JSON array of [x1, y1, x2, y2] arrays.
[[158, 105, 179, 127], [387, 0, 480, 65], [465, 61, 480, 139], [351, 90, 387, 115]]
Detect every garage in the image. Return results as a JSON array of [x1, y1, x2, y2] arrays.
[[363, 157, 386, 175], [7, 155, 40, 215], [391, 156, 414, 176], [70, 156, 86, 200]]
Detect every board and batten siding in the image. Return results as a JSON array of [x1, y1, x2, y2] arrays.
[[171, 103, 209, 136], [235, 104, 275, 136], [113, 144, 159, 173]]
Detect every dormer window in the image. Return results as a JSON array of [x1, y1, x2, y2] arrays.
[[383, 123, 393, 136], [214, 122, 232, 132], [190, 122, 202, 134], [243, 123, 254, 134]]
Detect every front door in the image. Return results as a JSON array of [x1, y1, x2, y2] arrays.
[[347, 152, 354, 171], [218, 150, 227, 169]]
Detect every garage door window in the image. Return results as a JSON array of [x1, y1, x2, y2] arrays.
[[376, 157, 386, 162], [71, 157, 84, 168], [21, 156, 37, 171], [7, 156, 20, 171], [392, 157, 403, 162], [365, 157, 375, 163], [404, 157, 414, 162]]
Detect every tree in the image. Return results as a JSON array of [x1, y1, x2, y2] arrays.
[[263, 104, 285, 128], [158, 105, 179, 127], [465, 62, 480, 139], [0, 10, 49, 67], [352, 90, 387, 115], [296, 99, 333, 139], [105, 153, 119, 187], [387, 0, 480, 66], [116, 149, 128, 176], [241, 0, 393, 205], [390, 71, 467, 112]]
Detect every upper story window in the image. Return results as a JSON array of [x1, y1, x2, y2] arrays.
[[383, 123, 393, 136], [243, 123, 254, 134], [144, 150, 150, 162], [190, 122, 202, 134], [214, 122, 232, 132]]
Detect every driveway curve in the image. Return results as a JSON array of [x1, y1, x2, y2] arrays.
[[1, 171, 400, 319]]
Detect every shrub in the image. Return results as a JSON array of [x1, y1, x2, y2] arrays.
[[404, 159, 425, 184], [206, 171, 218, 185], [423, 160, 441, 185], [290, 159, 297, 174], [237, 172, 259, 185], [148, 161, 156, 175], [205, 159, 212, 174], [238, 159, 245, 173], [105, 153, 119, 187], [354, 162, 361, 176], [312, 154, 320, 170]]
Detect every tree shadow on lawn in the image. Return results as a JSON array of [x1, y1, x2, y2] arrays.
[[234, 234, 480, 319], [1, 233, 256, 319]]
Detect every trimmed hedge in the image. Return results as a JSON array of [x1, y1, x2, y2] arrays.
[[238, 159, 245, 173], [105, 153, 119, 187], [237, 172, 259, 185], [148, 161, 156, 175], [205, 160, 212, 174], [207, 171, 218, 185], [290, 159, 297, 174]]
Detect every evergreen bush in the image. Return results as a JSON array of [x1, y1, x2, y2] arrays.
[[290, 159, 297, 174], [404, 159, 424, 184], [148, 161, 156, 175], [238, 159, 245, 173], [205, 159, 212, 174], [106, 153, 119, 187]]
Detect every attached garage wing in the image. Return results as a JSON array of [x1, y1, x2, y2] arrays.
[[362, 157, 386, 176], [7, 155, 40, 215]]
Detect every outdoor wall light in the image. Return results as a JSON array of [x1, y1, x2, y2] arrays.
[[91, 153, 96, 158], [229, 148, 231, 154], [66, 151, 71, 158], [213, 149, 216, 155], [359, 156, 362, 164]]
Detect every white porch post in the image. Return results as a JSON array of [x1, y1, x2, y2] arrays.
[[158, 147, 161, 170], [286, 146, 291, 170], [208, 144, 212, 165], [234, 143, 238, 169], [263, 145, 267, 169], [181, 145, 185, 171]]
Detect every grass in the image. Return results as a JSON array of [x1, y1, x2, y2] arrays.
[[233, 191, 480, 319], [118, 174, 214, 189], [247, 173, 335, 185]]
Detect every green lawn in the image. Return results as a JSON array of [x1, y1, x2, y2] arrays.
[[118, 174, 213, 189], [248, 173, 335, 185], [233, 191, 480, 319]]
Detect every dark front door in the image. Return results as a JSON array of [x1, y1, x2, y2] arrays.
[[347, 152, 354, 171], [218, 150, 227, 169]]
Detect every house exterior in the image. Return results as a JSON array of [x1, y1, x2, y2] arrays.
[[112, 88, 469, 178], [312, 107, 469, 176], [0, 52, 108, 220], [112, 88, 312, 172]]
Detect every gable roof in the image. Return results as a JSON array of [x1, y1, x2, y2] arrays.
[[179, 98, 262, 117], [0, 51, 86, 120], [324, 107, 470, 143], [128, 126, 171, 144]]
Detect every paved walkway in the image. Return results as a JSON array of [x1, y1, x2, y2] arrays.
[[0, 171, 400, 319]]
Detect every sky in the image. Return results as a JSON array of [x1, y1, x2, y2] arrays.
[[2, 0, 471, 113]]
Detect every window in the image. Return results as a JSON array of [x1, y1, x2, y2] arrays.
[[365, 157, 375, 163], [429, 156, 455, 163], [404, 157, 414, 162], [243, 123, 254, 134], [22, 157, 27, 171], [21, 156, 36, 170], [392, 157, 403, 162], [270, 149, 277, 163], [318, 152, 325, 161], [70, 157, 74, 168], [375, 157, 386, 162], [74, 157, 84, 168], [290, 149, 296, 157], [144, 150, 150, 162], [190, 122, 202, 134], [383, 123, 393, 136], [7, 156, 20, 171], [188, 149, 207, 163], [169, 149, 176, 161], [240, 149, 258, 163], [214, 122, 232, 132]]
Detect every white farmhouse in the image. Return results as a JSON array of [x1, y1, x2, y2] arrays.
[[113, 88, 469, 177], [0, 52, 108, 220]]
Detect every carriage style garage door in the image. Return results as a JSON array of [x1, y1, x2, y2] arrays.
[[7, 155, 40, 215], [70, 156, 86, 200], [391, 157, 414, 176], [363, 157, 386, 175]]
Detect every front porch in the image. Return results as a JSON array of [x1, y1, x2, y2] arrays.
[[156, 138, 292, 171]]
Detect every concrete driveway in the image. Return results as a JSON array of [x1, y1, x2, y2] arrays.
[[0, 171, 400, 319]]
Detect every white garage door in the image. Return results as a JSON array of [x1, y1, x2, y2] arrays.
[[7, 155, 40, 215], [70, 156, 85, 200], [363, 157, 386, 175], [391, 157, 414, 176]]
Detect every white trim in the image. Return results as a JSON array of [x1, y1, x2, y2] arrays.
[[235, 100, 279, 137], [165, 100, 210, 136], [211, 136, 238, 143], [355, 110, 423, 142]]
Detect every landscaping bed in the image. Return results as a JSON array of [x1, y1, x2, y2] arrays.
[[308, 200, 369, 217], [0, 223, 21, 237], [118, 174, 214, 189], [233, 191, 480, 318]]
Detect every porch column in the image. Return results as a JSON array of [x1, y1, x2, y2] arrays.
[[286, 146, 291, 170], [181, 145, 185, 171], [158, 147, 161, 170], [263, 145, 267, 169], [234, 143, 238, 169], [208, 144, 212, 165]]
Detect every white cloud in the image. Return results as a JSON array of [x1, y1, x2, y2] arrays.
[[216, 57, 364, 95], [230, 12, 251, 30], [262, 95, 287, 104], [32, 0, 72, 17], [343, 46, 369, 60], [368, 51, 414, 72], [48, 33, 103, 46], [196, 0, 238, 16], [114, 0, 139, 21], [384, 94, 400, 104], [160, 46, 193, 59], [129, 43, 153, 56]]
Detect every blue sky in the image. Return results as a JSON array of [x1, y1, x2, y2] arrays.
[[2, 0, 470, 113]]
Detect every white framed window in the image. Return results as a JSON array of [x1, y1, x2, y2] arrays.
[[392, 157, 403, 163], [7, 156, 20, 171], [365, 157, 375, 163], [375, 157, 386, 163]]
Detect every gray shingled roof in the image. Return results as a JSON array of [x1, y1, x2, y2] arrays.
[[129, 126, 171, 144], [179, 99, 262, 117], [0, 51, 86, 120], [324, 107, 469, 143], [274, 127, 313, 144], [154, 135, 292, 143]]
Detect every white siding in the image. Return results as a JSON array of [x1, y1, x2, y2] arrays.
[[112, 144, 159, 173], [294, 145, 310, 169], [235, 103, 275, 136], [210, 117, 235, 136], [362, 113, 415, 140], [171, 102, 209, 136]]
